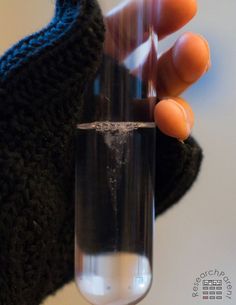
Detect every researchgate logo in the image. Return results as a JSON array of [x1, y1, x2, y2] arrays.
[[192, 269, 233, 301]]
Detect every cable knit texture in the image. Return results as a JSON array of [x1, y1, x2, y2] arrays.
[[0, 0, 202, 304]]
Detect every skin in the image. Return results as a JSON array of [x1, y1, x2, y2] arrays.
[[105, 0, 211, 141]]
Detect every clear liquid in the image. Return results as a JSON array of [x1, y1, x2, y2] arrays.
[[75, 122, 156, 305]]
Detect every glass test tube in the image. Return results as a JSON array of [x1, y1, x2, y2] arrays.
[[75, 1, 158, 304]]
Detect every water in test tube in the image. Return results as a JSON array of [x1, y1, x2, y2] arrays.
[[75, 0, 158, 304]]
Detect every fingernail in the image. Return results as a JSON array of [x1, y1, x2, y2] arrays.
[[200, 35, 211, 72], [175, 101, 191, 141], [173, 33, 211, 83], [205, 57, 211, 72], [154, 99, 191, 141]]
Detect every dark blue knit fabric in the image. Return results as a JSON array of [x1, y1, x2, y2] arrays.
[[0, 0, 202, 304]]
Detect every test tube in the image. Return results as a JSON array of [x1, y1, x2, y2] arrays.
[[75, 0, 158, 304]]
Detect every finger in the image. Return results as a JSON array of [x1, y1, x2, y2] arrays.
[[155, 0, 197, 40], [156, 32, 211, 97], [154, 97, 194, 141], [104, 0, 197, 60]]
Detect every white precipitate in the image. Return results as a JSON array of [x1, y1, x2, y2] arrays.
[[75, 251, 152, 305]]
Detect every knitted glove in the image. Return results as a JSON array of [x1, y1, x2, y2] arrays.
[[0, 0, 202, 304]]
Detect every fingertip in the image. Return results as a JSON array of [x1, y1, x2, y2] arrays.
[[154, 99, 191, 141], [172, 32, 211, 83]]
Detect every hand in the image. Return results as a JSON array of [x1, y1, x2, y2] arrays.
[[0, 1, 204, 303], [104, 0, 211, 141]]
